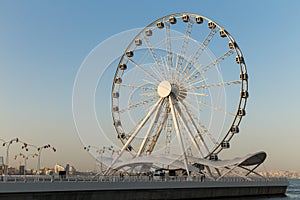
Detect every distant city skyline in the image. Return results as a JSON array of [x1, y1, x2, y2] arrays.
[[1, 1, 300, 172]]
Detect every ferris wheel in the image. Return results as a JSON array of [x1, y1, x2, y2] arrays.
[[109, 13, 248, 171]]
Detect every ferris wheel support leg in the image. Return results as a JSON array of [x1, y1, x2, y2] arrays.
[[137, 100, 164, 156], [168, 96, 190, 177], [216, 168, 222, 177], [178, 99, 210, 155], [205, 166, 215, 180], [175, 103, 204, 158], [104, 98, 163, 175], [146, 110, 169, 153]]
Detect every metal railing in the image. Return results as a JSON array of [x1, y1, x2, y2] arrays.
[[0, 175, 288, 184]]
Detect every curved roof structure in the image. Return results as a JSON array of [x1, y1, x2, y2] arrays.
[[98, 151, 267, 179], [239, 152, 266, 166]]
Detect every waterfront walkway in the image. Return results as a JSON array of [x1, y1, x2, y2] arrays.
[[0, 174, 287, 184], [0, 175, 288, 200]]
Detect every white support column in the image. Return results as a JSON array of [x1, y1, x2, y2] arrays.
[[174, 104, 204, 158], [137, 100, 164, 156], [146, 110, 169, 153], [178, 98, 210, 155], [168, 96, 190, 177], [104, 98, 163, 175]]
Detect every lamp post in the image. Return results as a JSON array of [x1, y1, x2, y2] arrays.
[[2, 138, 20, 177], [0, 138, 6, 177], [84, 145, 114, 174], [36, 144, 56, 175], [14, 153, 38, 176], [21, 143, 56, 175]]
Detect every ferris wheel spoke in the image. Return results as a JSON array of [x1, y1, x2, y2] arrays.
[[192, 80, 242, 89], [181, 98, 203, 113], [196, 120, 218, 146], [185, 91, 208, 97], [165, 21, 173, 70], [182, 28, 217, 75], [143, 34, 168, 79], [140, 91, 158, 97], [199, 49, 235, 75], [137, 99, 164, 156], [149, 64, 166, 82], [186, 49, 235, 82], [185, 77, 208, 88], [186, 95, 236, 117], [162, 56, 174, 83], [174, 103, 204, 157], [128, 58, 161, 83], [173, 54, 181, 81], [118, 96, 158, 113], [183, 65, 204, 85], [205, 132, 218, 146], [119, 83, 156, 91], [195, 119, 216, 142], [143, 79, 159, 87], [177, 99, 210, 155], [105, 98, 164, 175], [176, 20, 194, 72], [169, 96, 190, 176]]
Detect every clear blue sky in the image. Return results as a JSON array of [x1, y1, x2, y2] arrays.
[[0, 0, 299, 171]]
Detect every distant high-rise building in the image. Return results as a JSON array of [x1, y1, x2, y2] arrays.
[[0, 156, 3, 166], [0, 156, 4, 175], [19, 165, 25, 175]]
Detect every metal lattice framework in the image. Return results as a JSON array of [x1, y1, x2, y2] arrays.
[[108, 13, 248, 175]]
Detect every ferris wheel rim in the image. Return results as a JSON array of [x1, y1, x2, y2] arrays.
[[110, 12, 249, 160]]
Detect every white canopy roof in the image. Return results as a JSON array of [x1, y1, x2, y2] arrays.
[[97, 151, 266, 172]]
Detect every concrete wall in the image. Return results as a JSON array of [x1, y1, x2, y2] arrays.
[[0, 180, 288, 200]]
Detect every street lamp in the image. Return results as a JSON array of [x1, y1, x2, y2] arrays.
[[36, 144, 56, 175], [21, 143, 56, 175], [14, 153, 38, 176], [84, 145, 114, 174], [2, 138, 20, 177]]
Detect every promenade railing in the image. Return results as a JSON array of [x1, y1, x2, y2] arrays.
[[0, 174, 288, 184]]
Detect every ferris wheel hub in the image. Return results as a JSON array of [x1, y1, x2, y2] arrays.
[[157, 81, 172, 97]]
